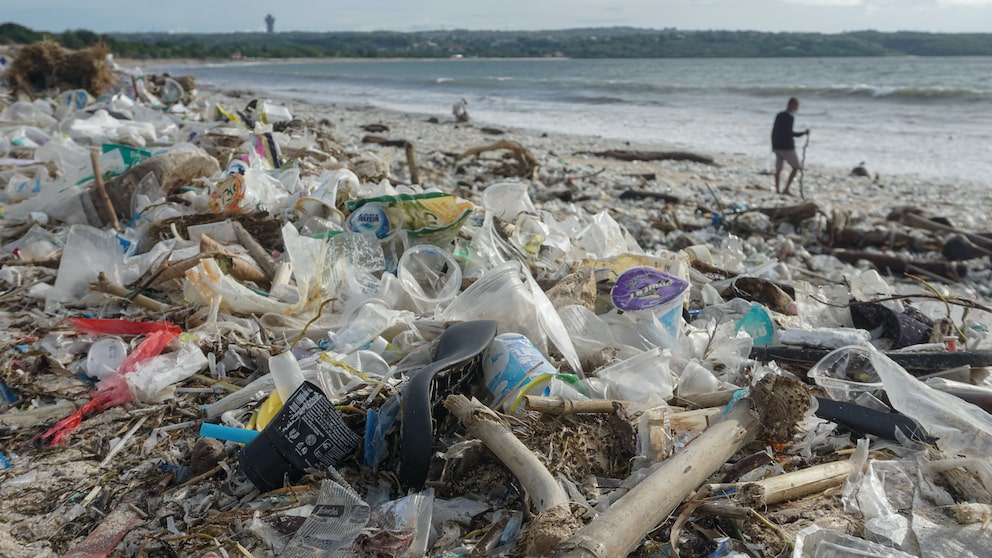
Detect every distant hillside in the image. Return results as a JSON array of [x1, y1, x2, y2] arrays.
[[3, 22, 992, 59]]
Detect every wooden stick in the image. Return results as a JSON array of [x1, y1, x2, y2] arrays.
[[445, 394, 568, 514], [524, 395, 630, 416], [735, 460, 851, 506], [90, 149, 121, 231], [0, 399, 84, 429], [668, 407, 722, 432], [669, 390, 739, 409], [150, 253, 219, 287], [404, 141, 420, 185], [901, 212, 992, 252], [94, 272, 169, 312], [198, 233, 230, 255], [216, 254, 269, 286], [552, 401, 759, 558], [231, 220, 277, 280]]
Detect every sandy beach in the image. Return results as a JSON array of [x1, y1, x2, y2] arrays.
[[4, 59, 992, 557], [197, 84, 992, 292]]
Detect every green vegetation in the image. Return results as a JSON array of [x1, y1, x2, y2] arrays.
[[3, 22, 992, 59]]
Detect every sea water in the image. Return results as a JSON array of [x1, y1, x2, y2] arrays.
[[162, 56, 992, 185]]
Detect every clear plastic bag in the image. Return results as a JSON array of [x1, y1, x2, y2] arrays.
[[440, 260, 581, 373], [587, 347, 673, 403]]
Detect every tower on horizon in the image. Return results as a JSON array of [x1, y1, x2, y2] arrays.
[[265, 14, 275, 33]]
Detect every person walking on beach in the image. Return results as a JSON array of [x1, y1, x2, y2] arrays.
[[771, 97, 810, 195]]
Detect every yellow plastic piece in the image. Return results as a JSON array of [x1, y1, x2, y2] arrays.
[[255, 390, 283, 430]]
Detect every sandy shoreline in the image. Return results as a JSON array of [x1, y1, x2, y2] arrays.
[[2, 55, 992, 558], [197, 84, 992, 228]]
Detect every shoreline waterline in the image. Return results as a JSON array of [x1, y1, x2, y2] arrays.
[[150, 56, 992, 189]]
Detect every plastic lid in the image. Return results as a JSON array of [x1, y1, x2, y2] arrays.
[[611, 267, 689, 312]]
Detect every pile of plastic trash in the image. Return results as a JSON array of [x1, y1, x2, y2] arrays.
[[2, 46, 992, 558]]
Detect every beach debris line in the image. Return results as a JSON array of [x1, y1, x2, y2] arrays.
[[2, 42, 992, 558]]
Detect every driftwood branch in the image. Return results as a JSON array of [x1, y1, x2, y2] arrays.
[[832, 249, 968, 281], [445, 394, 577, 556], [90, 149, 120, 230], [231, 220, 277, 281], [731, 460, 852, 506], [445, 395, 568, 513], [404, 141, 420, 185], [899, 211, 992, 253], [93, 272, 169, 312], [552, 401, 759, 558], [618, 190, 680, 203], [523, 395, 634, 416], [754, 201, 819, 225], [457, 140, 540, 179]]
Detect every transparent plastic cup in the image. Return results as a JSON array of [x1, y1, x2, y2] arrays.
[[396, 245, 462, 314]]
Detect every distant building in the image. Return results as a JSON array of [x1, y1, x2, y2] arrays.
[[265, 14, 275, 33]]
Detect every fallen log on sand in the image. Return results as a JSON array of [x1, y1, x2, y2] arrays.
[[832, 249, 968, 281], [577, 149, 715, 166]]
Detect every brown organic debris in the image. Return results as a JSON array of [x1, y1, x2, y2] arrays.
[[4, 41, 115, 98]]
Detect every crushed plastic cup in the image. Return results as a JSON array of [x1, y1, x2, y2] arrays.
[[396, 245, 462, 314], [481, 182, 535, 220], [482, 333, 558, 411], [807, 345, 884, 402], [735, 303, 775, 346]]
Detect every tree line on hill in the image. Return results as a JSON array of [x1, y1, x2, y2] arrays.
[[3, 22, 992, 59]]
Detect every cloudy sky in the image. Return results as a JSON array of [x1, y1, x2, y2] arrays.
[[6, 0, 992, 34]]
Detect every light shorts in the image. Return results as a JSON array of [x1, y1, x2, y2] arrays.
[[774, 149, 802, 172]]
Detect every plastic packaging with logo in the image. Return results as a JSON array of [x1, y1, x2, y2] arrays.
[[238, 381, 361, 493], [344, 192, 473, 245], [611, 267, 690, 350], [483, 333, 558, 411]]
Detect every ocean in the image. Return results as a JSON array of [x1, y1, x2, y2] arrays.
[[159, 56, 992, 186]]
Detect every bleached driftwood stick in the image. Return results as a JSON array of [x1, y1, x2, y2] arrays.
[[445, 394, 568, 513], [524, 395, 630, 416], [231, 220, 277, 280], [552, 401, 759, 558], [736, 460, 852, 506]]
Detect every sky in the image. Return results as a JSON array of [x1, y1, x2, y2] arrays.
[[5, 0, 992, 34]]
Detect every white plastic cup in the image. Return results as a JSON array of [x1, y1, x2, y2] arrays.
[[396, 245, 462, 314], [86, 336, 128, 380]]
